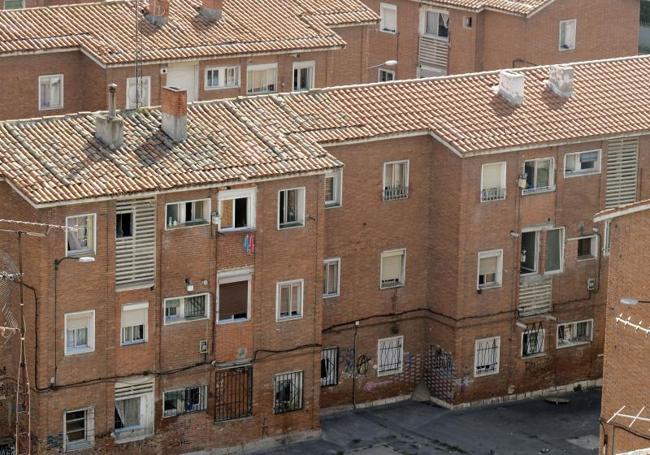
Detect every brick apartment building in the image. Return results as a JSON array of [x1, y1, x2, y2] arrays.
[[363, 0, 640, 81], [0, 0, 378, 120], [1, 55, 650, 452], [594, 202, 650, 455]]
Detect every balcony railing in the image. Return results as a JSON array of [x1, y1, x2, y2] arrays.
[[384, 185, 409, 201], [481, 187, 506, 202], [518, 276, 552, 317], [418, 35, 449, 71]]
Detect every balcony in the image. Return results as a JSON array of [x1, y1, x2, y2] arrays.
[[518, 276, 552, 317], [418, 35, 449, 73], [481, 187, 506, 202]]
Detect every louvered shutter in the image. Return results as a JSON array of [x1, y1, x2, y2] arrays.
[[115, 198, 156, 288], [606, 138, 638, 208]]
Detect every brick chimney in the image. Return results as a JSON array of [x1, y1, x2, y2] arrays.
[[95, 84, 124, 149], [546, 64, 574, 98], [161, 86, 187, 142], [145, 0, 169, 26], [199, 0, 223, 21], [495, 70, 524, 106]]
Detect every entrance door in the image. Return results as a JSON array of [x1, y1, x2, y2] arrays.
[[166, 63, 198, 102]]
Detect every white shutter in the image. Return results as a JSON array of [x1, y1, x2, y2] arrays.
[[606, 138, 638, 208], [115, 376, 154, 399], [479, 255, 497, 275], [122, 304, 147, 327], [382, 253, 403, 281], [482, 163, 503, 189], [115, 198, 156, 288], [66, 313, 90, 330]]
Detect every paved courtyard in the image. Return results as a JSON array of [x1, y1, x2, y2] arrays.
[[258, 388, 601, 455]]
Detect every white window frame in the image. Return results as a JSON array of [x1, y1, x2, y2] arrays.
[[380, 248, 406, 289], [217, 268, 253, 324], [63, 407, 94, 452], [383, 160, 410, 201], [378, 68, 395, 82], [246, 63, 278, 95], [564, 150, 601, 177], [120, 302, 148, 346], [480, 162, 507, 202], [323, 257, 341, 298], [522, 158, 555, 195], [165, 198, 210, 230], [204, 65, 241, 90], [520, 229, 540, 276], [603, 220, 611, 257], [292, 61, 315, 92], [277, 187, 306, 230], [163, 293, 210, 325], [218, 188, 256, 232], [324, 170, 342, 208], [521, 328, 545, 358], [38, 74, 64, 111], [477, 249, 503, 290], [377, 335, 404, 376], [64, 310, 95, 356], [420, 7, 450, 41], [559, 19, 577, 51], [65, 213, 96, 257], [276, 279, 304, 321], [474, 336, 500, 377], [126, 76, 151, 109], [162, 385, 208, 418], [544, 227, 565, 275], [379, 3, 397, 34], [556, 319, 594, 349], [574, 234, 598, 261]]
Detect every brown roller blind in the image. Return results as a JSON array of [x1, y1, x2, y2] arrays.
[[219, 281, 248, 321]]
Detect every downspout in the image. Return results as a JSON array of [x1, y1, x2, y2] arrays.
[[352, 321, 359, 409]]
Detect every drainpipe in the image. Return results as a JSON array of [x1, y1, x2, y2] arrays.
[[352, 320, 359, 409]]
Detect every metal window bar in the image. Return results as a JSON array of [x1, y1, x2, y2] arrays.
[[320, 347, 339, 387], [215, 366, 253, 422], [522, 323, 544, 357], [184, 295, 206, 319], [481, 187, 506, 202], [378, 338, 403, 374], [475, 338, 499, 375], [384, 185, 409, 200], [273, 371, 303, 414]]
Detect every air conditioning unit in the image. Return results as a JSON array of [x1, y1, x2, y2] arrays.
[[199, 340, 208, 354], [587, 278, 597, 292]]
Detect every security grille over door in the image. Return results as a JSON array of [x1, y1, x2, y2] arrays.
[[320, 347, 339, 387], [214, 366, 253, 422], [606, 137, 638, 208], [115, 198, 156, 289]]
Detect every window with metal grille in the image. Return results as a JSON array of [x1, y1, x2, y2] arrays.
[[215, 366, 253, 422], [377, 336, 404, 376], [320, 347, 339, 387], [164, 294, 209, 324], [474, 336, 500, 377], [557, 319, 593, 348], [163, 385, 208, 418], [273, 371, 303, 414], [522, 326, 545, 358], [383, 160, 409, 200]]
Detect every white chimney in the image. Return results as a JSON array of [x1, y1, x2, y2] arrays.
[[95, 84, 124, 149], [496, 70, 525, 106], [546, 64, 574, 98]]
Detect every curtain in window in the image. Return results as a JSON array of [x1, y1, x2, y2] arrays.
[[438, 13, 449, 37], [425, 11, 436, 35], [537, 161, 550, 187], [115, 397, 141, 429], [67, 216, 89, 252], [545, 229, 562, 272]]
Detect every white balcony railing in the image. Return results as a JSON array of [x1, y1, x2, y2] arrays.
[[518, 276, 552, 317], [384, 185, 409, 201], [481, 187, 506, 202]]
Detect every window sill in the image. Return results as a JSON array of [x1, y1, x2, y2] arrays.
[[39, 105, 64, 112], [380, 283, 404, 290], [325, 202, 342, 209], [64, 347, 94, 356], [66, 251, 96, 259], [521, 353, 546, 360], [278, 223, 305, 230], [521, 186, 556, 196], [121, 340, 147, 347], [217, 317, 250, 325], [205, 85, 241, 91], [564, 171, 600, 178], [377, 368, 403, 377], [421, 34, 449, 42], [166, 222, 210, 230], [556, 341, 591, 350], [116, 281, 155, 292], [474, 370, 499, 378], [277, 314, 303, 322], [478, 284, 501, 291], [576, 256, 596, 262], [480, 197, 506, 203], [164, 317, 210, 326], [383, 195, 409, 202], [380, 29, 398, 35], [559, 47, 576, 53], [218, 227, 256, 234], [323, 293, 339, 299], [113, 428, 151, 444]]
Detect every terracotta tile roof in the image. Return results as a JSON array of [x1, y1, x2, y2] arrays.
[[417, 0, 551, 16], [2, 55, 650, 205], [0, 0, 377, 65]]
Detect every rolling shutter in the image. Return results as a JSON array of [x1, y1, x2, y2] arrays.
[[115, 198, 156, 288]]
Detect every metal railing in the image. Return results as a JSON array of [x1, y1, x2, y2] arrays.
[[320, 347, 339, 387], [214, 366, 253, 422], [481, 187, 506, 202], [273, 371, 303, 414], [384, 185, 409, 201]]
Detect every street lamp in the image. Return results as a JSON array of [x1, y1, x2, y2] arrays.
[[368, 59, 398, 70]]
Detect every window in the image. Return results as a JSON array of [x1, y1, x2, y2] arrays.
[[565, 150, 601, 177], [481, 162, 506, 202], [463, 16, 473, 29], [165, 199, 209, 229], [520, 231, 539, 275], [116, 212, 133, 239], [603, 220, 611, 257], [380, 249, 406, 289], [521, 327, 545, 358], [65, 311, 95, 356], [276, 280, 303, 321], [163, 385, 207, 417], [163, 294, 209, 324], [383, 160, 409, 200], [64, 408, 94, 451], [377, 336, 404, 376], [293, 61, 315, 92], [126, 76, 151, 109], [278, 188, 305, 229], [557, 320, 593, 348], [577, 235, 597, 260], [325, 170, 342, 207], [4, 0, 24, 9], [247, 63, 277, 94], [273, 371, 303, 414], [217, 269, 252, 323], [66, 214, 96, 256], [205, 66, 240, 90], [559, 19, 576, 51], [379, 69, 395, 82], [477, 250, 503, 289], [121, 303, 148, 345], [474, 336, 500, 377], [39, 74, 63, 110], [323, 258, 340, 298], [379, 3, 397, 33], [215, 366, 253, 421], [320, 347, 339, 387], [114, 378, 154, 441], [423, 9, 449, 39], [218, 188, 255, 231], [523, 158, 554, 194], [545, 228, 564, 273]]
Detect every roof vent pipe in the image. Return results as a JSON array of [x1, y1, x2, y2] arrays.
[[546, 64, 574, 98], [161, 86, 187, 142], [95, 84, 124, 149], [199, 0, 223, 21], [144, 0, 169, 26], [496, 70, 525, 106]]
